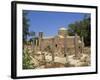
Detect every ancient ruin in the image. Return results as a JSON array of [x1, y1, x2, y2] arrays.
[[24, 27, 90, 69], [32, 27, 84, 57]]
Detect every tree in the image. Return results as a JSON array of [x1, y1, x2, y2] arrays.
[[82, 15, 91, 46], [23, 11, 30, 44], [29, 31, 36, 44], [68, 14, 91, 46], [29, 31, 35, 37], [68, 23, 76, 36]]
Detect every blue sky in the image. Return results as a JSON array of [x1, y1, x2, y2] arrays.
[[24, 10, 89, 37]]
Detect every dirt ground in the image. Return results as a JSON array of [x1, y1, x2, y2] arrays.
[[28, 47, 91, 69]]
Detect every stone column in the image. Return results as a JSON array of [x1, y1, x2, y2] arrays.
[[74, 33, 79, 58], [42, 52, 46, 67], [38, 32, 43, 51], [51, 38, 55, 62], [38, 38, 41, 51], [33, 38, 36, 53], [35, 39, 38, 52], [81, 36, 84, 53], [64, 34, 68, 62], [32, 38, 35, 55]]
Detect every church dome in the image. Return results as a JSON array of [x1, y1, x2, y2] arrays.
[[58, 27, 68, 37], [59, 27, 67, 31]]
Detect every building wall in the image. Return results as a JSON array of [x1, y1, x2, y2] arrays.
[[39, 35, 82, 55], [33, 28, 84, 55]]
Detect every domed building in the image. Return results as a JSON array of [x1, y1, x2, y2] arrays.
[[58, 27, 67, 38], [32, 27, 84, 57]]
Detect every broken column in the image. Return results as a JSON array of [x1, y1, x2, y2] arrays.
[[64, 34, 68, 62], [74, 33, 79, 58], [38, 32, 43, 51], [35, 38, 38, 51], [81, 36, 84, 53], [51, 38, 55, 62]]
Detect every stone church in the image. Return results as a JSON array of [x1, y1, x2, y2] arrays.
[[33, 27, 84, 57]]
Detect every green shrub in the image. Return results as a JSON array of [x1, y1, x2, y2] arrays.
[[23, 48, 35, 69]]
